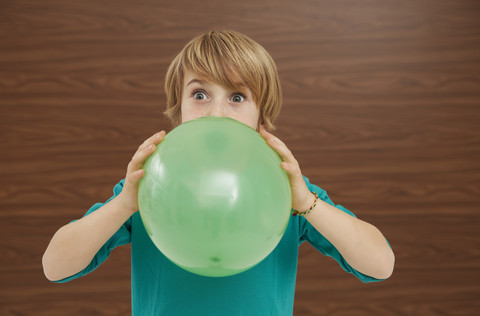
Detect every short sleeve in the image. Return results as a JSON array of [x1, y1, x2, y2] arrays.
[[52, 180, 132, 283], [298, 176, 385, 283]]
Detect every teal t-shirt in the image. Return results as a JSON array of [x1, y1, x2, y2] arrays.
[[54, 177, 383, 315]]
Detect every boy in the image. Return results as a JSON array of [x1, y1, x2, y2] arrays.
[[43, 30, 394, 315]]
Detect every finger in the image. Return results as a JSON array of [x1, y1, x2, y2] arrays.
[[128, 143, 157, 172], [138, 130, 165, 151], [138, 130, 166, 151], [262, 132, 295, 163], [261, 129, 287, 147], [281, 161, 292, 172], [126, 169, 145, 185], [259, 125, 269, 138], [281, 161, 302, 179]]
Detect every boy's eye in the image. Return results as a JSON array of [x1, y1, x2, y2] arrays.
[[231, 93, 245, 103], [193, 91, 207, 100]]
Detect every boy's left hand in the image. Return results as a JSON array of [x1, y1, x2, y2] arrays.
[[259, 126, 316, 212]]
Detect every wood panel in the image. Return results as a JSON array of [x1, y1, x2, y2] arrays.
[[1, 0, 479, 315]]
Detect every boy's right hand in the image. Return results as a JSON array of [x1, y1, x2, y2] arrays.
[[119, 131, 167, 214]]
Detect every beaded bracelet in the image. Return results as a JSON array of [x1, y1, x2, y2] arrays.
[[292, 192, 319, 217]]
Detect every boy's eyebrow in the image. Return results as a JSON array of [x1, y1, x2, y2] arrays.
[[186, 78, 205, 87], [186, 78, 248, 88]]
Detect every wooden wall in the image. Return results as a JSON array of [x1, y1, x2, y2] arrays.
[[1, 0, 479, 314]]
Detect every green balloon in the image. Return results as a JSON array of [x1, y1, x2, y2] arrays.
[[138, 116, 292, 277]]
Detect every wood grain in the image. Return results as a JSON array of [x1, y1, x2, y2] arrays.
[[1, 0, 479, 315]]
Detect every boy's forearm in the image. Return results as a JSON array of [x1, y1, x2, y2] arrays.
[[42, 194, 135, 281], [305, 199, 395, 280]]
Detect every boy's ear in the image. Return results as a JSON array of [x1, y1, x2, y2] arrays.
[[256, 116, 265, 132]]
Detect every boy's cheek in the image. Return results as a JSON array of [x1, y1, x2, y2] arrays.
[[180, 104, 201, 124]]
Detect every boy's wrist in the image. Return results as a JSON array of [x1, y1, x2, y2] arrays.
[[292, 191, 317, 215], [116, 192, 139, 216]]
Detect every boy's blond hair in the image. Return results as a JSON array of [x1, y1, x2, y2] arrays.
[[164, 30, 282, 130]]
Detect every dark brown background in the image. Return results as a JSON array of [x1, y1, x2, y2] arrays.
[[1, 0, 479, 315]]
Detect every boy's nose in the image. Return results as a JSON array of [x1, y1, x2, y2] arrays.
[[207, 100, 228, 117]]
